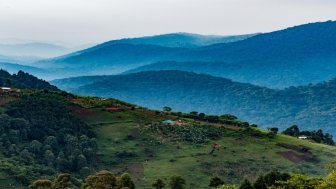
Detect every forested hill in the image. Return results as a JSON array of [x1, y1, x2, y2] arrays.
[[39, 21, 336, 87], [0, 69, 59, 91], [58, 70, 336, 136], [89, 33, 256, 48], [125, 21, 336, 88]]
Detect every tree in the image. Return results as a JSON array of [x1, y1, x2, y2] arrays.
[[29, 179, 53, 189], [30, 140, 43, 154], [190, 111, 198, 117], [53, 173, 74, 189], [270, 127, 279, 134], [263, 170, 290, 186], [170, 176, 186, 189], [318, 170, 336, 189], [44, 150, 55, 166], [117, 173, 135, 189], [209, 176, 224, 187], [44, 136, 58, 150], [163, 106, 172, 112], [239, 179, 253, 189], [198, 113, 206, 119], [282, 125, 300, 137], [76, 154, 87, 170], [20, 148, 34, 164], [82, 170, 117, 189], [253, 175, 266, 189], [56, 151, 68, 171], [152, 179, 165, 189], [276, 174, 320, 189], [220, 114, 238, 121]]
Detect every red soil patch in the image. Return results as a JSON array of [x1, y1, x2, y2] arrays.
[[222, 125, 241, 131], [106, 106, 125, 112], [230, 138, 245, 145], [277, 151, 317, 163], [127, 163, 144, 181], [71, 106, 96, 117], [276, 143, 317, 163]]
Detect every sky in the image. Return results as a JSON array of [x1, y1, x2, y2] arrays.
[[0, 0, 336, 46]]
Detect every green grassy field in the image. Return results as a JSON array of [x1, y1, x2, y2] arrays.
[[77, 98, 336, 189]]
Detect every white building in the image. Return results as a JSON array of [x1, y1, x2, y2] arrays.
[[298, 135, 308, 140]]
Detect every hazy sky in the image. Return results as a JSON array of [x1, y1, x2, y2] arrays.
[[0, 0, 335, 45]]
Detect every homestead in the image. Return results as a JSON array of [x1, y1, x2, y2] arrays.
[[1, 87, 12, 93], [298, 135, 308, 140]]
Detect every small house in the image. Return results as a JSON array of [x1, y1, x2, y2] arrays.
[[298, 135, 308, 140], [1, 87, 12, 93]]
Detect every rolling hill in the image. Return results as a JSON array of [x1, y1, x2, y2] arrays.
[[35, 43, 187, 79], [0, 42, 71, 58], [1, 73, 336, 188], [92, 32, 257, 48], [33, 33, 255, 79], [41, 21, 336, 87], [0, 69, 58, 91], [53, 70, 336, 136], [0, 54, 42, 64], [0, 62, 45, 75]]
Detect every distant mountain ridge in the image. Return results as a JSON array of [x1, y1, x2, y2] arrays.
[[0, 62, 45, 75], [0, 42, 72, 58], [52, 70, 336, 136], [34, 33, 256, 79], [130, 21, 336, 88], [92, 32, 257, 48], [38, 21, 336, 88]]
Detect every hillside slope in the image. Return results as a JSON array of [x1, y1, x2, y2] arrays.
[[1, 89, 336, 189], [0, 69, 58, 91], [55, 71, 336, 136]]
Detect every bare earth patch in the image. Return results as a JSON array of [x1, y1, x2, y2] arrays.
[[71, 106, 96, 117], [277, 150, 317, 163]]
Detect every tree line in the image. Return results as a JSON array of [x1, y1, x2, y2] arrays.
[[29, 168, 336, 189]]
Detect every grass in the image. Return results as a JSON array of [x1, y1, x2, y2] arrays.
[[74, 97, 336, 189]]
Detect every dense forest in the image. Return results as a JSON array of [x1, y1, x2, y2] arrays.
[[60, 70, 336, 136], [0, 91, 97, 184], [0, 69, 58, 91]]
